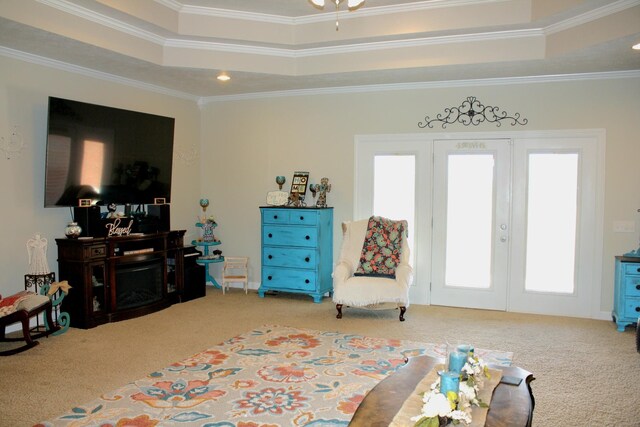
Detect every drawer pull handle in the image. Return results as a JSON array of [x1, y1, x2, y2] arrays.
[[636, 284, 640, 290], [300, 216, 304, 220], [636, 307, 640, 312], [305, 235, 310, 240], [268, 233, 273, 238], [305, 257, 310, 262], [305, 279, 310, 284], [268, 275, 273, 280], [274, 215, 278, 219], [268, 255, 273, 260]]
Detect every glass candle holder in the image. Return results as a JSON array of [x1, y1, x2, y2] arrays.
[[457, 344, 474, 357], [439, 371, 460, 397], [448, 351, 467, 373]]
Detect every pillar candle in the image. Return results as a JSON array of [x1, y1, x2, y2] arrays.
[[457, 344, 474, 356], [448, 351, 467, 373], [439, 370, 460, 396]]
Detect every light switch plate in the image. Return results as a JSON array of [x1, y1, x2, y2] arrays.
[[613, 220, 635, 233]]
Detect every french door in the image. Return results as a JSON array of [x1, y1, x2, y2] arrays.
[[430, 139, 511, 310], [355, 131, 603, 317], [507, 137, 601, 317]]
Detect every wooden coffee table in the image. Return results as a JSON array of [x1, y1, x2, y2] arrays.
[[349, 355, 534, 427]]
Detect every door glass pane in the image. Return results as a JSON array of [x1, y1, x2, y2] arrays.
[[373, 155, 415, 257], [445, 154, 494, 289], [525, 153, 578, 293]]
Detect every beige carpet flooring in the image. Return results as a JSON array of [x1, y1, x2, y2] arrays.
[[1, 287, 639, 427]]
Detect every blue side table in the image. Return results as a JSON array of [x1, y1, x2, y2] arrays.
[[192, 222, 224, 288]]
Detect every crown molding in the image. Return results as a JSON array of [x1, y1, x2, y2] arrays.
[[153, 0, 182, 12], [297, 28, 542, 56], [37, 0, 166, 44], [2, 43, 638, 106], [545, 0, 640, 35], [34, 0, 537, 60], [179, 5, 293, 24], [296, 0, 508, 24], [156, 0, 508, 25], [0, 46, 199, 101], [159, 0, 638, 31], [33, 0, 639, 62], [164, 39, 294, 57], [200, 70, 640, 104], [164, 28, 542, 59]]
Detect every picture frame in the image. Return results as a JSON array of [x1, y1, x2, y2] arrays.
[[289, 171, 309, 201]]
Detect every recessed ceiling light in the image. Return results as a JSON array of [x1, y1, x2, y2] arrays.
[[633, 43, 640, 50], [217, 73, 231, 82]]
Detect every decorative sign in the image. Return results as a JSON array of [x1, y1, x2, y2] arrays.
[[289, 171, 309, 202], [418, 96, 528, 129], [105, 218, 134, 237], [78, 199, 92, 207], [266, 191, 289, 206], [455, 142, 487, 150]]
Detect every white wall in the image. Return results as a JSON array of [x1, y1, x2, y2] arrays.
[[0, 55, 202, 299], [2, 49, 639, 318], [200, 76, 640, 315]]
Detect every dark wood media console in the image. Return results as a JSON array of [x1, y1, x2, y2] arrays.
[[57, 230, 204, 329]]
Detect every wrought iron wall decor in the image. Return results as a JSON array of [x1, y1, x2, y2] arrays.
[[418, 96, 528, 129]]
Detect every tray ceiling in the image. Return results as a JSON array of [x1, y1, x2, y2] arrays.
[[0, 0, 638, 100]]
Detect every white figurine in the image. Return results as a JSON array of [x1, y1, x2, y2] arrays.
[[26, 233, 50, 275]]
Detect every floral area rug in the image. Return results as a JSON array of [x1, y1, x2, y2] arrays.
[[37, 325, 513, 427]]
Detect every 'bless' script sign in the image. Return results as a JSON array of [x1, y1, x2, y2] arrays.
[[105, 218, 134, 237]]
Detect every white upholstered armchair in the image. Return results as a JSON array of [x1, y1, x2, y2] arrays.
[[332, 218, 413, 321]]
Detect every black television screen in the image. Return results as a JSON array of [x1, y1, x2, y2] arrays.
[[44, 97, 175, 207]]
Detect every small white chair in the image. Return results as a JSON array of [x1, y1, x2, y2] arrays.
[[221, 257, 249, 294]]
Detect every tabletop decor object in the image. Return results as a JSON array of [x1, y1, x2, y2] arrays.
[[64, 222, 82, 239], [26, 233, 51, 275], [315, 177, 331, 208], [448, 350, 467, 374], [288, 171, 309, 207], [200, 217, 217, 242], [412, 350, 490, 427], [266, 176, 289, 206], [199, 198, 209, 213]]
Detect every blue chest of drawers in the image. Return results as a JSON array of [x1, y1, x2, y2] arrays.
[[259, 207, 333, 303], [613, 256, 640, 331]]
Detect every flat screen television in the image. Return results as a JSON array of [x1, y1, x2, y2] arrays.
[[44, 97, 175, 207]]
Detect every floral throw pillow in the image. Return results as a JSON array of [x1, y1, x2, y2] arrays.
[[354, 216, 406, 279]]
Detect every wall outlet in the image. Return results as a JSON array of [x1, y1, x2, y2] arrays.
[[613, 220, 635, 233]]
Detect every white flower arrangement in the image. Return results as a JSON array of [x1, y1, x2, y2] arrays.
[[411, 354, 490, 427]]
